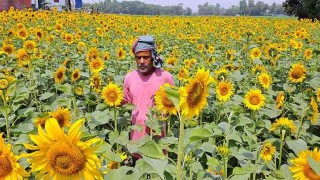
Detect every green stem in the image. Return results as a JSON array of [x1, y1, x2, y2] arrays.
[[223, 157, 228, 180], [167, 115, 171, 135], [3, 90, 11, 143], [114, 106, 119, 152], [278, 130, 286, 170], [295, 109, 307, 139], [177, 111, 185, 180]]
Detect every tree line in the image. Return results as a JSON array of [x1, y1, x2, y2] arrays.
[[83, 0, 285, 16]]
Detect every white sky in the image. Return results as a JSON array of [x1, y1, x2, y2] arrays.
[[83, 0, 285, 11]]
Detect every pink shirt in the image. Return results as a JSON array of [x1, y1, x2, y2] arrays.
[[124, 69, 174, 140]]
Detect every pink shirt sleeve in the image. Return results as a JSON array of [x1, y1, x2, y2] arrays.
[[123, 75, 132, 104]]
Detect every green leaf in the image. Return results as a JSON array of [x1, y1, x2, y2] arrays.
[[17, 107, 35, 117], [286, 138, 308, 156], [280, 164, 294, 180], [56, 83, 71, 93], [308, 156, 320, 175], [261, 108, 281, 119], [91, 110, 111, 125], [18, 122, 34, 133], [189, 128, 212, 142], [190, 161, 203, 173], [39, 92, 54, 100], [143, 156, 168, 179], [138, 141, 166, 159], [165, 86, 180, 108], [122, 103, 136, 110], [233, 163, 256, 175]]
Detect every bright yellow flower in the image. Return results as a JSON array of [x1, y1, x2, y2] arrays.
[[89, 58, 105, 73], [50, 107, 71, 127], [244, 89, 266, 111], [155, 83, 177, 115], [215, 80, 234, 102], [270, 117, 296, 134], [260, 142, 276, 162], [250, 47, 262, 59], [24, 118, 103, 180], [54, 66, 67, 84], [288, 63, 307, 83], [0, 133, 29, 179], [290, 148, 320, 180], [258, 73, 272, 89], [101, 82, 123, 107], [276, 91, 285, 109], [309, 97, 318, 124], [304, 49, 312, 60]]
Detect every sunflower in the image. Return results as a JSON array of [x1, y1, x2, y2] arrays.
[[289, 148, 320, 180], [89, 58, 105, 73], [90, 73, 102, 92], [155, 83, 177, 115], [270, 117, 296, 134], [87, 47, 99, 62], [64, 33, 74, 45], [258, 73, 272, 89], [74, 86, 84, 96], [23, 40, 37, 53], [71, 68, 81, 82], [0, 78, 9, 90], [215, 80, 234, 102], [96, 27, 104, 37], [179, 78, 209, 119], [54, 66, 67, 84], [167, 57, 178, 66], [178, 67, 189, 81], [117, 47, 126, 60], [50, 107, 71, 127], [304, 49, 312, 60], [243, 89, 266, 111], [24, 118, 103, 180], [0, 133, 29, 179], [103, 51, 110, 61], [194, 68, 212, 86], [214, 67, 229, 81], [317, 88, 320, 102], [260, 142, 276, 162], [309, 97, 318, 124], [34, 116, 50, 128], [251, 65, 267, 75], [77, 42, 86, 53], [288, 63, 307, 83], [2, 44, 15, 55], [208, 45, 215, 54], [16, 28, 28, 40], [101, 82, 123, 107], [217, 144, 231, 157], [264, 44, 281, 62], [226, 49, 236, 61], [276, 91, 285, 109], [250, 47, 262, 59]]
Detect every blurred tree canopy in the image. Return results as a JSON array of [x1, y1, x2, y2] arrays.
[[283, 0, 320, 20]]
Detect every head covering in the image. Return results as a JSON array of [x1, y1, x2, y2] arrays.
[[131, 35, 164, 68]]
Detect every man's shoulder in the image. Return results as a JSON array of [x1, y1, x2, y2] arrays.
[[125, 70, 138, 79]]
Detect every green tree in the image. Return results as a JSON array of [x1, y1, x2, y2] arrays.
[[283, 0, 320, 20]]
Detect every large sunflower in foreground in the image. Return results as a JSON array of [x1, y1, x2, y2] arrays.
[[260, 142, 276, 162], [215, 80, 234, 102], [24, 118, 102, 180], [50, 107, 71, 127], [289, 148, 320, 180], [288, 63, 307, 83], [154, 83, 177, 115], [101, 82, 123, 107], [0, 133, 29, 179], [243, 89, 266, 111], [54, 66, 67, 84]]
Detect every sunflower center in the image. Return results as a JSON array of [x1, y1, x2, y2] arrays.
[[0, 155, 13, 177], [262, 77, 269, 84], [249, 95, 260, 105], [118, 51, 123, 58], [187, 82, 204, 108], [303, 164, 320, 179], [107, 91, 118, 102], [94, 78, 100, 88], [162, 97, 175, 108], [292, 68, 303, 79], [73, 72, 79, 79], [220, 86, 229, 96], [47, 141, 85, 175], [55, 115, 65, 127], [57, 71, 63, 79], [93, 62, 101, 69]]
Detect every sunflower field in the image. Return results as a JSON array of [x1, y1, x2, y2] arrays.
[[1, 7, 320, 180]]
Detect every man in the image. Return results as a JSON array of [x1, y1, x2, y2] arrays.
[[123, 35, 174, 143]]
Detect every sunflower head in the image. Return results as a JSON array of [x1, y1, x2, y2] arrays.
[[260, 142, 276, 162], [258, 73, 272, 89], [71, 68, 81, 82], [288, 63, 307, 83], [243, 89, 266, 111], [89, 58, 105, 73], [270, 117, 296, 134], [101, 82, 123, 107], [54, 66, 67, 84], [215, 80, 234, 102], [155, 83, 177, 115], [50, 107, 71, 127], [289, 148, 320, 180], [0, 134, 29, 179]]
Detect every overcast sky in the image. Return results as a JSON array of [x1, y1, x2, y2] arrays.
[[83, 0, 285, 11]]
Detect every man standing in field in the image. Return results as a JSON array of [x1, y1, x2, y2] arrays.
[[123, 35, 174, 158]]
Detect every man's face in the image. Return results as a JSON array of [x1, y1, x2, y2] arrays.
[[135, 51, 154, 75]]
